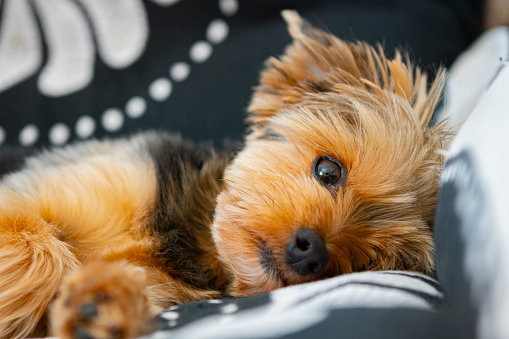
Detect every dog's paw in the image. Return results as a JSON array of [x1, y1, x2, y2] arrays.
[[51, 261, 151, 339]]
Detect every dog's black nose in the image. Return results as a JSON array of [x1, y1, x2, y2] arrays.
[[286, 228, 329, 276]]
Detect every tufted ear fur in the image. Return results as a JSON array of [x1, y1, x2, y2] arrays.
[[247, 10, 445, 135]]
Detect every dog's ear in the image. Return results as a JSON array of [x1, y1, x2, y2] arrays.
[[247, 10, 445, 132]]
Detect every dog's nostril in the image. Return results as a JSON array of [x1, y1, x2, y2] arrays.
[[286, 228, 329, 276], [296, 237, 311, 251]]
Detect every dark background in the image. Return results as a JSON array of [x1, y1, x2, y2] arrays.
[[0, 0, 483, 148]]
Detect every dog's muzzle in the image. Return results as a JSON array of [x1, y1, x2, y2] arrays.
[[286, 228, 329, 276]]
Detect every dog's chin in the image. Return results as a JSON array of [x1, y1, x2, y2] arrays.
[[224, 246, 286, 297], [229, 265, 284, 298], [258, 242, 284, 283]]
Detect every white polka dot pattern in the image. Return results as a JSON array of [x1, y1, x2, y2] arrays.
[[170, 62, 190, 82], [125, 96, 147, 118], [101, 108, 124, 132], [75, 115, 96, 139], [149, 0, 181, 6], [219, 0, 238, 16], [149, 78, 172, 102], [0, 126, 5, 146], [49, 123, 70, 145], [189, 41, 213, 63], [19, 124, 39, 146], [7, 1, 237, 146], [207, 19, 229, 44]]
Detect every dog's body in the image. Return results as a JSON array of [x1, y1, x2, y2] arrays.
[[0, 11, 449, 339], [0, 133, 231, 338]]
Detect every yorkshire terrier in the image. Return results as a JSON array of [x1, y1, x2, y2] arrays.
[[0, 10, 448, 339], [212, 10, 448, 297]]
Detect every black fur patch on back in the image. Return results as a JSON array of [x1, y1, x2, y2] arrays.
[[145, 132, 231, 292]]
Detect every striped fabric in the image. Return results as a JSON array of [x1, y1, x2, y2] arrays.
[[147, 271, 443, 339]]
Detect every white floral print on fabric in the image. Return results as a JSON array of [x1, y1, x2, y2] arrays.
[[0, 0, 238, 147], [0, 0, 153, 97]]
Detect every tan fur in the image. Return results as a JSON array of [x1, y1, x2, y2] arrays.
[[248, 11, 444, 131], [51, 261, 151, 339], [0, 138, 161, 338], [51, 258, 220, 339], [0, 10, 449, 338], [2, 137, 158, 260], [0, 135, 228, 338], [212, 10, 450, 297], [0, 191, 80, 338]]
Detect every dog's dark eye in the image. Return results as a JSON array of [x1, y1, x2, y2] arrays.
[[314, 157, 344, 186]]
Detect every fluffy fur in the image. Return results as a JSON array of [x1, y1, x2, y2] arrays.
[[211, 11, 449, 297], [0, 11, 448, 339], [0, 133, 230, 338]]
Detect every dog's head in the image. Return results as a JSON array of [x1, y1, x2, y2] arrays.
[[212, 10, 449, 297]]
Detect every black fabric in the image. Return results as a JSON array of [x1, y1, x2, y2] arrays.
[[153, 293, 271, 331], [0, 146, 35, 177], [0, 0, 483, 149], [286, 309, 444, 339]]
